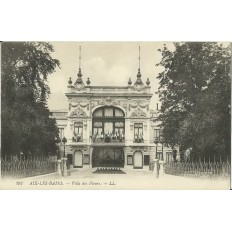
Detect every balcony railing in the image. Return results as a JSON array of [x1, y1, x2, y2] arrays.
[[133, 138, 144, 143], [70, 135, 150, 144], [72, 137, 84, 143], [91, 135, 125, 144]]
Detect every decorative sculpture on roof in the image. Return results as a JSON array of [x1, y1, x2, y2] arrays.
[[74, 68, 86, 91]]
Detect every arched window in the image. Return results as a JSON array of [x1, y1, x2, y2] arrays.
[[92, 106, 125, 140], [93, 106, 124, 118]]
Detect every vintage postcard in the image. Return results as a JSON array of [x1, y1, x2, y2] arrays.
[[1, 41, 231, 190]]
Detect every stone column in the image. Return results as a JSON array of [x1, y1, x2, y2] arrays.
[[124, 118, 131, 146], [159, 160, 164, 177], [86, 118, 92, 144], [62, 157, 68, 177], [57, 160, 62, 176], [153, 159, 159, 179]]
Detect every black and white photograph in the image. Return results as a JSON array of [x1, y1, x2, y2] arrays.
[[1, 41, 231, 190], [1, 1, 232, 232]]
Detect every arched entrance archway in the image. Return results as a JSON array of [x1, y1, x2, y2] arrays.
[[133, 151, 143, 169], [91, 106, 125, 168], [74, 150, 83, 168]]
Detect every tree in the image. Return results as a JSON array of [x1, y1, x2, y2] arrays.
[[156, 42, 231, 161], [1, 42, 60, 159]]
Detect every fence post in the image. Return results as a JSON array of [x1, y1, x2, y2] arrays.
[[57, 159, 62, 176]]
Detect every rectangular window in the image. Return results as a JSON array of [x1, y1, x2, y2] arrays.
[[115, 122, 124, 136], [58, 128, 64, 139], [154, 129, 160, 139], [93, 122, 103, 138], [156, 152, 162, 160], [134, 123, 143, 140], [127, 155, 133, 165], [104, 122, 113, 134], [166, 152, 172, 163], [93, 128, 103, 136], [74, 122, 83, 138]]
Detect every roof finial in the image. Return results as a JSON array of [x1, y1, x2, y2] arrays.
[[134, 45, 143, 86], [76, 46, 83, 82], [79, 46, 81, 70]]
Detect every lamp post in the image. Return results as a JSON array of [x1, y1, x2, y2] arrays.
[[160, 136, 164, 161], [55, 137, 61, 158], [62, 137, 67, 157], [61, 137, 67, 177], [55, 137, 62, 176], [154, 137, 159, 159], [154, 137, 160, 177]]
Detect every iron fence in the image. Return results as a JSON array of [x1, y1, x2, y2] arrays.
[[165, 161, 231, 179], [1, 159, 57, 179]]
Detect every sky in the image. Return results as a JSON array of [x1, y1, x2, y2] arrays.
[[47, 42, 173, 111]]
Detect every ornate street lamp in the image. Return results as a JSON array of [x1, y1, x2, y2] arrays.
[[154, 137, 159, 159], [55, 137, 61, 159], [61, 137, 67, 177], [55, 137, 61, 144], [62, 137, 67, 157]]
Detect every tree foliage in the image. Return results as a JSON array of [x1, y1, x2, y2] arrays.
[[1, 42, 60, 158], [156, 42, 231, 161]]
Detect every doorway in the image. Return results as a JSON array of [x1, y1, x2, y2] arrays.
[[74, 150, 83, 168], [133, 151, 143, 169], [92, 147, 124, 168], [144, 155, 150, 166]]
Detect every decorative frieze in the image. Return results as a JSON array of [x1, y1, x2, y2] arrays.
[[129, 101, 149, 111], [69, 101, 90, 111], [98, 97, 120, 106], [130, 108, 147, 118], [69, 107, 87, 118], [90, 98, 127, 113]]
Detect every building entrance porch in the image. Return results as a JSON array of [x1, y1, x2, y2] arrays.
[[92, 147, 124, 168]]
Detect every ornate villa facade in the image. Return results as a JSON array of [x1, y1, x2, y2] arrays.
[[51, 50, 174, 169]]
